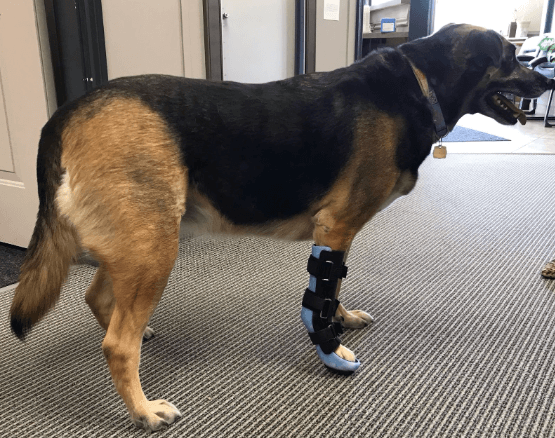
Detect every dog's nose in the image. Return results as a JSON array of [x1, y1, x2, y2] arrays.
[[551, 79, 555, 90]]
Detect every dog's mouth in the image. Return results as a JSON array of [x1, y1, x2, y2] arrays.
[[487, 92, 527, 125]]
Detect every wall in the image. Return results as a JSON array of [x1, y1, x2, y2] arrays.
[[513, 0, 544, 34], [434, 0, 544, 35]]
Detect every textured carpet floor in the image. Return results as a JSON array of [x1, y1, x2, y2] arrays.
[[0, 243, 25, 288], [3, 154, 555, 437], [442, 126, 509, 142]]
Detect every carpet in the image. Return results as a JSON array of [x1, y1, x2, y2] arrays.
[[2, 154, 555, 437], [442, 126, 509, 142], [0, 243, 25, 288]]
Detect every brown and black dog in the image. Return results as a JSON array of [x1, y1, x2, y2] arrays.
[[10, 24, 553, 430]]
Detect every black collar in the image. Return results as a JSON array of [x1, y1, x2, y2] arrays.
[[408, 61, 449, 139]]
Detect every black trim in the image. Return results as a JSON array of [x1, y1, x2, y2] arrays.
[[76, 0, 108, 91], [305, 0, 316, 74], [295, 0, 306, 75], [43, 0, 108, 107], [43, 0, 66, 106], [408, 0, 434, 40], [355, 0, 364, 61], [545, 0, 555, 33], [203, 0, 223, 81]]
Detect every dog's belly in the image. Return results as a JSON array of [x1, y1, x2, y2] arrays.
[[377, 170, 417, 212], [179, 189, 315, 241]]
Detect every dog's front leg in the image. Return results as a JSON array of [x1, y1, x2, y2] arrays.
[[332, 244, 374, 329], [300, 211, 365, 372]]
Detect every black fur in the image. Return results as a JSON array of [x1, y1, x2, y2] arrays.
[[37, 24, 552, 227], [92, 48, 436, 224]]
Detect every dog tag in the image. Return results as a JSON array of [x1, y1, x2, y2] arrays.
[[433, 145, 447, 159]]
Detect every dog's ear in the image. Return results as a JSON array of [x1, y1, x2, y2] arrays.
[[467, 30, 503, 70]]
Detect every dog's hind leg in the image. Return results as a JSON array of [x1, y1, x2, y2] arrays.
[[85, 264, 155, 340], [100, 229, 182, 431], [85, 264, 114, 331]]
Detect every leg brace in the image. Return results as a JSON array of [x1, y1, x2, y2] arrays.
[[301, 245, 361, 372]]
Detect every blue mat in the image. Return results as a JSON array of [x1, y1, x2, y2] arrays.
[[442, 126, 509, 142]]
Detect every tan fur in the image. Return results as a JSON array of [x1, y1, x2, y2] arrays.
[[56, 97, 186, 427], [9, 214, 80, 332], [312, 111, 404, 250]]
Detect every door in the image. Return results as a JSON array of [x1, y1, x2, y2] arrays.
[[314, 0, 356, 72], [101, 0, 206, 80], [221, 0, 296, 83], [0, 1, 55, 247]]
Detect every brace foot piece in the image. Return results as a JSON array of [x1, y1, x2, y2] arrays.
[[317, 344, 360, 373]]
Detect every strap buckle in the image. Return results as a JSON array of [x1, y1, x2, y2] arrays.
[[302, 289, 339, 320], [307, 322, 344, 354]]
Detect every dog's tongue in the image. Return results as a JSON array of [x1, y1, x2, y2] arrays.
[[498, 94, 527, 125], [517, 112, 527, 125]]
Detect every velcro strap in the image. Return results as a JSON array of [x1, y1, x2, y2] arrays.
[[302, 289, 340, 320], [314, 278, 338, 298], [307, 252, 348, 281], [308, 322, 344, 355]]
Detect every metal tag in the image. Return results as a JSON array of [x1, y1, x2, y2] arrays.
[[433, 145, 447, 159]]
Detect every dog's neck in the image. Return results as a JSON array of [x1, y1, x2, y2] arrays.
[[407, 61, 449, 140]]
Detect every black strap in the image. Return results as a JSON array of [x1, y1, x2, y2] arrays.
[[302, 289, 340, 320], [307, 252, 348, 281], [308, 323, 344, 354], [428, 88, 448, 138], [313, 277, 338, 298]]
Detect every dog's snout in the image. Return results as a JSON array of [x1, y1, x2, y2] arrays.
[[550, 78, 555, 90]]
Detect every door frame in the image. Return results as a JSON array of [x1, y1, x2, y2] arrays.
[[43, 0, 108, 107], [203, 0, 223, 80], [409, 0, 435, 40]]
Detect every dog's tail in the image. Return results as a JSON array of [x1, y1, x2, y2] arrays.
[[10, 120, 80, 340]]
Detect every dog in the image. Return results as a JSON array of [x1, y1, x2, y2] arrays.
[[10, 24, 553, 431]]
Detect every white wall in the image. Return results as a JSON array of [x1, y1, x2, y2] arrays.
[[513, 0, 544, 33], [434, 0, 544, 35]]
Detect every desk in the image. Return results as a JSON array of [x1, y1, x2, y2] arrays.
[[508, 37, 527, 50], [363, 32, 409, 39]]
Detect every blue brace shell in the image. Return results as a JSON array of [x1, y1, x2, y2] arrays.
[[301, 245, 360, 372]]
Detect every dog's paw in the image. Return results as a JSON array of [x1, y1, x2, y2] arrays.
[[335, 304, 374, 329], [542, 260, 555, 278], [131, 399, 182, 431], [143, 326, 155, 341], [334, 344, 357, 362]]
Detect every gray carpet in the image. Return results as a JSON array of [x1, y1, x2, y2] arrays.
[[442, 126, 509, 142], [3, 154, 555, 437], [0, 243, 25, 288]]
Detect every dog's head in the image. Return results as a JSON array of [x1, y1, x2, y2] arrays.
[[401, 24, 553, 128]]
